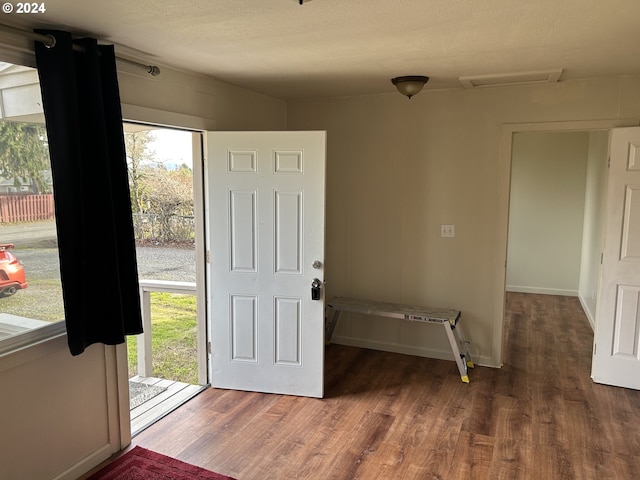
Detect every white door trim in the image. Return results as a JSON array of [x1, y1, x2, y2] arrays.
[[192, 132, 209, 386], [494, 118, 640, 367], [111, 343, 131, 450]]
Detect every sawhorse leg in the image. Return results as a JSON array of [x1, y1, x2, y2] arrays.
[[442, 321, 474, 383], [455, 322, 474, 369], [325, 308, 341, 345]]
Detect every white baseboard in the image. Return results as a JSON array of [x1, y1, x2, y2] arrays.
[[506, 285, 578, 296], [330, 335, 498, 368], [578, 294, 596, 331], [52, 444, 113, 480]]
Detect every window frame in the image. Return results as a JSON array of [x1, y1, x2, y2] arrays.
[[0, 321, 66, 358]]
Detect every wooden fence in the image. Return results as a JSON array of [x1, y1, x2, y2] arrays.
[[0, 194, 55, 223]]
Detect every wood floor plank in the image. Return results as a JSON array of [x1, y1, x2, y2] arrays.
[[131, 293, 640, 479], [446, 432, 494, 480], [324, 410, 395, 479]]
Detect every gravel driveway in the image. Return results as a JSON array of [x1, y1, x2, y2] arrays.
[[1, 221, 196, 282], [16, 245, 196, 283], [1, 245, 196, 321]]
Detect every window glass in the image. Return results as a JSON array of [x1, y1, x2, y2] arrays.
[[0, 61, 65, 349]]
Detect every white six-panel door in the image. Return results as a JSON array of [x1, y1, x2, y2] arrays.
[[206, 131, 326, 398], [592, 126, 640, 390]]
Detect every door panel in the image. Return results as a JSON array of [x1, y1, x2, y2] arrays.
[[592, 127, 640, 389], [275, 191, 303, 273], [621, 185, 640, 259], [229, 190, 257, 272], [206, 131, 326, 398], [230, 294, 257, 361], [274, 296, 302, 365]]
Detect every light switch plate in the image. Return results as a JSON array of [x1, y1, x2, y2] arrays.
[[441, 224, 455, 237]]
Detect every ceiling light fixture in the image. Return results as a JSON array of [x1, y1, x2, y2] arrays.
[[391, 75, 429, 99]]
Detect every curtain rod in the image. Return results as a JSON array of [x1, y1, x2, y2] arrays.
[[0, 23, 160, 76]]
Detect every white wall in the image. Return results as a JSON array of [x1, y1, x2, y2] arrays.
[[579, 131, 610, 327], [117, 65, 286, 131], [0, 61, 286, 480], [506, 131, 590, 296], [287, 75, 640, 367], [0, 340, 114, 480]]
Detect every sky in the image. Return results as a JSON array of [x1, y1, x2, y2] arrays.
[[146, 127, 194, 169]]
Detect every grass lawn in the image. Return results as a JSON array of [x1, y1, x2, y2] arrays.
[[127, 291, 198, 385], [0, 278, 64, 321]]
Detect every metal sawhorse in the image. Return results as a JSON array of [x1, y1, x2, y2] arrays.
[[325, 297, 474, 383]]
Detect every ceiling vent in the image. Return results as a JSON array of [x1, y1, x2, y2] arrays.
[[459, 69, 562, 89]]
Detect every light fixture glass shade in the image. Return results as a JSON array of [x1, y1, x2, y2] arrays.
[[391, 75, 429, 98]]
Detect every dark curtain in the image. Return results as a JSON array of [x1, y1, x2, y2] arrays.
[[34, 30, 142, 355]]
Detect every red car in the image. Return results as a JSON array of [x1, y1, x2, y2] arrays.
[[0, 243, 28, 296]]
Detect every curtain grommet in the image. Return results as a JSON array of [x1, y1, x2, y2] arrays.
[[44, 34, 56, 49]]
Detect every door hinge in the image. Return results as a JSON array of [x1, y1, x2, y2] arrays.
[[207, 341, 212, 354], [608, 157, 611, 168], [206, 250, 211, 263], [600, 252, 603, 264], [593, 343, 597, 356]]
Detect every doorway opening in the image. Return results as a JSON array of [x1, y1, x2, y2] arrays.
[[122, 123, 208, 435], [498, 119, 634, 369], [503, 129, 607, 371], [506, 130, 607, 315]]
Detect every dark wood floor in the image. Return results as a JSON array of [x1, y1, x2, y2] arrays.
[[133, 293, 640, 479]]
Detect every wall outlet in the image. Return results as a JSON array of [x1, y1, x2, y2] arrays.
[[441, 224, 455, 237]]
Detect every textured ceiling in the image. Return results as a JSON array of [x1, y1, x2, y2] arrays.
[[1, 0, 640, 99]]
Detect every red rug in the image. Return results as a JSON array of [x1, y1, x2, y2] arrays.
[[87, 446, 237, 480]]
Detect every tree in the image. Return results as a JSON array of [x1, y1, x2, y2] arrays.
[[124, 130, 156, 213], [0, 121, 50, 193], [125, 130, 194, 243], [140, 165, 193, 241]]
